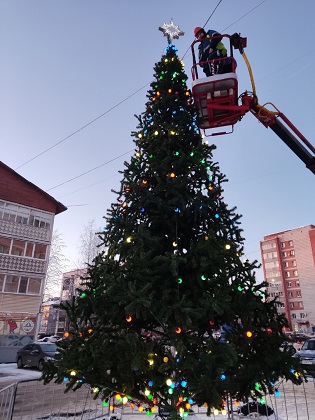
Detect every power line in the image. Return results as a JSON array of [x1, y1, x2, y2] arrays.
[[16, 1, 271, 195], [14, 83, 149, 171], [222, 0, 268, 32], [46, 149, 133, 192]]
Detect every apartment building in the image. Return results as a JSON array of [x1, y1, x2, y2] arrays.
[[260, 225, 315, 332], [55, 268, 87, 336], [0, 161, 66, 361]]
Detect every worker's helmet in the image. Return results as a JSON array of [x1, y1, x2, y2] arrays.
[[194, 26, 203, 37]]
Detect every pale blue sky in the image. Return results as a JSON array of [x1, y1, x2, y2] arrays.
[[1, 1, 314, 279]]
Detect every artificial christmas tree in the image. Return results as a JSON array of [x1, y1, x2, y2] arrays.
[[43, 28, 302, 417]]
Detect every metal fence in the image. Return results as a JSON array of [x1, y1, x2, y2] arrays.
[[1, 376, 315, 420]]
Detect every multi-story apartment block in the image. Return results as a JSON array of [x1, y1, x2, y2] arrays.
[[260, 225, 315, 333], [55, 268, 87, 336], [39, 297, 60, 337], [0, 161, 66, 361]]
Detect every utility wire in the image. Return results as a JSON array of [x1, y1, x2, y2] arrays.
[[15, 0, 270, 195], [46, 149, 133, 192], [181, 0, 223, 60], [222, 0, 268, 32], [14, 83, 149, 171]]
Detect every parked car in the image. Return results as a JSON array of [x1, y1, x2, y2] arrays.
[[16, 342, 60, 371], [37, 335, 62, 343], [293, 338, 315, 375]]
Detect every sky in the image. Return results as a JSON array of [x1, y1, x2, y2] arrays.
[[1, 0, 315, 281]]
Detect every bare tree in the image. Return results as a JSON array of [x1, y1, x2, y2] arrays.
[[44, 230, 68, 299], [78, 219, 104, 266]]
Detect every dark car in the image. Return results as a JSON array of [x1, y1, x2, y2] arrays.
[[16, 342, 60, 371], [294, 338, 315, 374]]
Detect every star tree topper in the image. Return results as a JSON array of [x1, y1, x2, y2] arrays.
[[159, 19, 184, 44]]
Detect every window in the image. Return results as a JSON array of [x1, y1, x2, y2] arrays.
[[297, 291, 302, 297], [11, 240, 25, 256], [300, 312, 306, 318], [262, 243, 276, 250], [287, 281, 292, 287], [281, 242, 285, 248], [292, 313, 296, 319], [288, 292, 293, 297], [25, 243, 34, 257], [282, 252, 287, 257], [290, 302, 294, 308], [296, 281, 300, 287], [292, 261, 297, 266], [284, 262, 289, 268], [293, 270, 298, 277], [18, 277, 28, 293], [285, 271, 291, 278], [0, 237, 11, 254], [290, 250, 295, 256], [4, 275, 19, 293], [298, 302, 303, 308], [28, 278, 41, 294], [289, 240, 293, 246], [34, 244, 46, 260], [0, 274, 4, 292]]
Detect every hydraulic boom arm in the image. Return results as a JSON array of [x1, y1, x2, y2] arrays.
[[248, 99, 315, 175], [231, 34, 315, 175]]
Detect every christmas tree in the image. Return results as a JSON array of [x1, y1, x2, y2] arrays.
[[43, 28, 302, 417]]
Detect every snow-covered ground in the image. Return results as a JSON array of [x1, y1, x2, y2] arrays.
[[1, 363, 314, 419], [0, 362, 41, 387]]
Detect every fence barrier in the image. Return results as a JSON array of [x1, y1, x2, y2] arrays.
[[1, 376, 315, 419]]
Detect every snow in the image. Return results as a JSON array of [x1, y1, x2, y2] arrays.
[[0, 362, 41, 385]]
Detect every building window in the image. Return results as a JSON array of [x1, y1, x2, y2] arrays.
[[262, 243, 276, 250], [18, 277, 28, 293], [0, 237, 47, 260], [290, 250, 295, 256], [34, 243, 46, 260], [284, 262, 289, 268], [281, 242, 285, 248], [285, 271, 291, 278], [293, 270, 298, 277], [28, 277, 41, 294], [289, 240, 293, 246], [292, 261, 297, 266], [290, 302, 294, 308], [1, 274, 42, 295], [4, 275, 19, 293], [11, 240, 25, 256], [300, 312, 306, 318], [282, 252, 287, 257], [0, 237, 11, 254], [296, 281, 300, 287], [288, 292, 293, 297], [298, 302, 303, 308], [292, 313, 296, 319], [297, 291, 302, 297], [287, 281, 292, 287], [0, 201, 52, 230]]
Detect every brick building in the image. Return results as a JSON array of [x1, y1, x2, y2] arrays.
[[0, 161, 66, 361], [260, 225, 315, 332]]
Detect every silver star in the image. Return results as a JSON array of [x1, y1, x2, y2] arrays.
[[159, 19, 185, 44]]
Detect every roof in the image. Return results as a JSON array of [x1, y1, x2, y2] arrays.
[[0, 161, 67, 215]]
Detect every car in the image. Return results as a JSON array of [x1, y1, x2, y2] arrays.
[[16, 342, 61, 371], [293, 338, 315, 375], [37, 335, 62, 343]]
